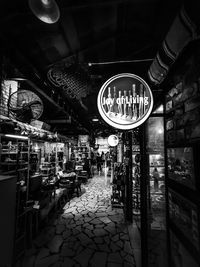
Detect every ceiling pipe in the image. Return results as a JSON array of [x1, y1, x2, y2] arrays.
[[88, 58, 153, 66], [60, 0, 157, 10], [148, 3, 200, 85]]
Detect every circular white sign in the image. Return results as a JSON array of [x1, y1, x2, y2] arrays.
[[108, 135, 119, 147], [97, 73, 153, 130]]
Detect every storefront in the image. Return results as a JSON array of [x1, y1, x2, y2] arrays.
[[0, 1, 200, 267]]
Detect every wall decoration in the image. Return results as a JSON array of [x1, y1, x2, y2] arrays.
[[47, 64, 90, 111], [167, 147, 195, 189], [168, 189, 199, 250], [0, 80, 18, 117], [97, 73, 153, 130]]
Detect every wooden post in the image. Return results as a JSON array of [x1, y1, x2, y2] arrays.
[[124, 131, 133, 222], [139, 123, 148, 267]]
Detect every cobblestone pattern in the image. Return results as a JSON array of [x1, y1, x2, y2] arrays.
[[17, 175, 136, 267]]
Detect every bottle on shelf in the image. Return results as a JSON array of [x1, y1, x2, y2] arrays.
[[139, 84, 144, 117], [107, 87, 112, 113], [128, 90, 133, 119], [132, 84, 137, 120], [117, 90, 123, 116], [111, 86, 119, 115], [123, 90, 128, 117]]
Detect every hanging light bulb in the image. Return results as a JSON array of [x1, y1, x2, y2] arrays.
[[28, 0, 60, 24]]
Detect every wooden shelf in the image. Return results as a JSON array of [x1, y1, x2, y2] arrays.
[[1, 162, 28, 165], [40, 168, 55, 171], [1, 151, 28, 155], [150, 165, 164, 168], [1, 151, 18, 154]]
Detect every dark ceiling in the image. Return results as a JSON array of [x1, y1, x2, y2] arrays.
[[0, 0, 184, 136]]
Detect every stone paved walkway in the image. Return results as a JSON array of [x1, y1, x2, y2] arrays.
[[20, 174, 136, 267]]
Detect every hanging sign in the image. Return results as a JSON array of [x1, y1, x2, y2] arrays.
[[108, 135, 119, 147], [97, 73, 153, 130]]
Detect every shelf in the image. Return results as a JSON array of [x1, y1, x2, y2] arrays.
[[147, 151, 165, 155], [150, 165, 164, 168], [40, 167, 55, 170], [1, 152, 28, 154], [18, 167, 28, 171], [1, 162, 28, 165], [1, 151, 18, 154]]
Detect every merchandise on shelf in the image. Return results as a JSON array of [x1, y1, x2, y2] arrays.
[[165, 78, 200, 265], [111, 163, 125, 207]]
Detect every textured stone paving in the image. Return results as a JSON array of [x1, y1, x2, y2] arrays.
[[19, 174, 136, 267]]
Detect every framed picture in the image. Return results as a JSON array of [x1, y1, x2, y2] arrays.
[[167, 147, 195, 189], [168, 189, 199, 251], [170, 230, 199, 267]]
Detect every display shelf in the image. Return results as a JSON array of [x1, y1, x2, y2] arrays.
[[111, 163, 125, 208], [165, 80, 200, 267], [1, 152, 18, 154], [72, 143, 90, 166], [149, 165, 164, 168], [1, 162, 28, 165], [0, 175, 17, 266], [0, 134, 30, 262], [132, 185, 141, 215]]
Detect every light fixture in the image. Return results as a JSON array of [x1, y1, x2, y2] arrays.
[[92, 118, 99, 122], [29, 0, 60, 24], [6, 68, 27, 81], [157, 128, 163, 134], [108, 135, 119, 147], [5, 134, 28, 140], [9, 78, 27, 81]]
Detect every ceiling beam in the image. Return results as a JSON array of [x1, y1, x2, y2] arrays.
[[45, 118, 72, 124], [46, 28, 153, 68], [25, 79, 68, 114], [0, 35, 92, 130], [60, 0, 159, 10]]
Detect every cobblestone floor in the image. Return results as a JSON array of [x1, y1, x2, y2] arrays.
[[19, 174, 136, 267]]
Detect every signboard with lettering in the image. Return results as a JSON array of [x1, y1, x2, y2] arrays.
[[108, 135, 119, 147], [97, 73, 153, 130]]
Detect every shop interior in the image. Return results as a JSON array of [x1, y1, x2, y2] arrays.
[[0, 1, 200, 267]]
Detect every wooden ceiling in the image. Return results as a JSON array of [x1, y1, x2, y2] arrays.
[[0, 0, 183, 136]]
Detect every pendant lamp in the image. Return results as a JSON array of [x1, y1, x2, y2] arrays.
[[28, 0, 60, 24]]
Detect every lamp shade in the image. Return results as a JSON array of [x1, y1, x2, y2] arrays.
[[29, 0, 60, 24]]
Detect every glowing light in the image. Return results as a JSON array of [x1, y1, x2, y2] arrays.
[[5, 134, 28, 140], [158, 128, 163, 134], [108, 135, 119, 147]]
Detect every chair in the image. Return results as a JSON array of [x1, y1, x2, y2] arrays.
[[59, 173, 80, 198]]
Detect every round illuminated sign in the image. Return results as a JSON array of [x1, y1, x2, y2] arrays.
[[97, 73, 153, 130], [108, 135, 119, 147]]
